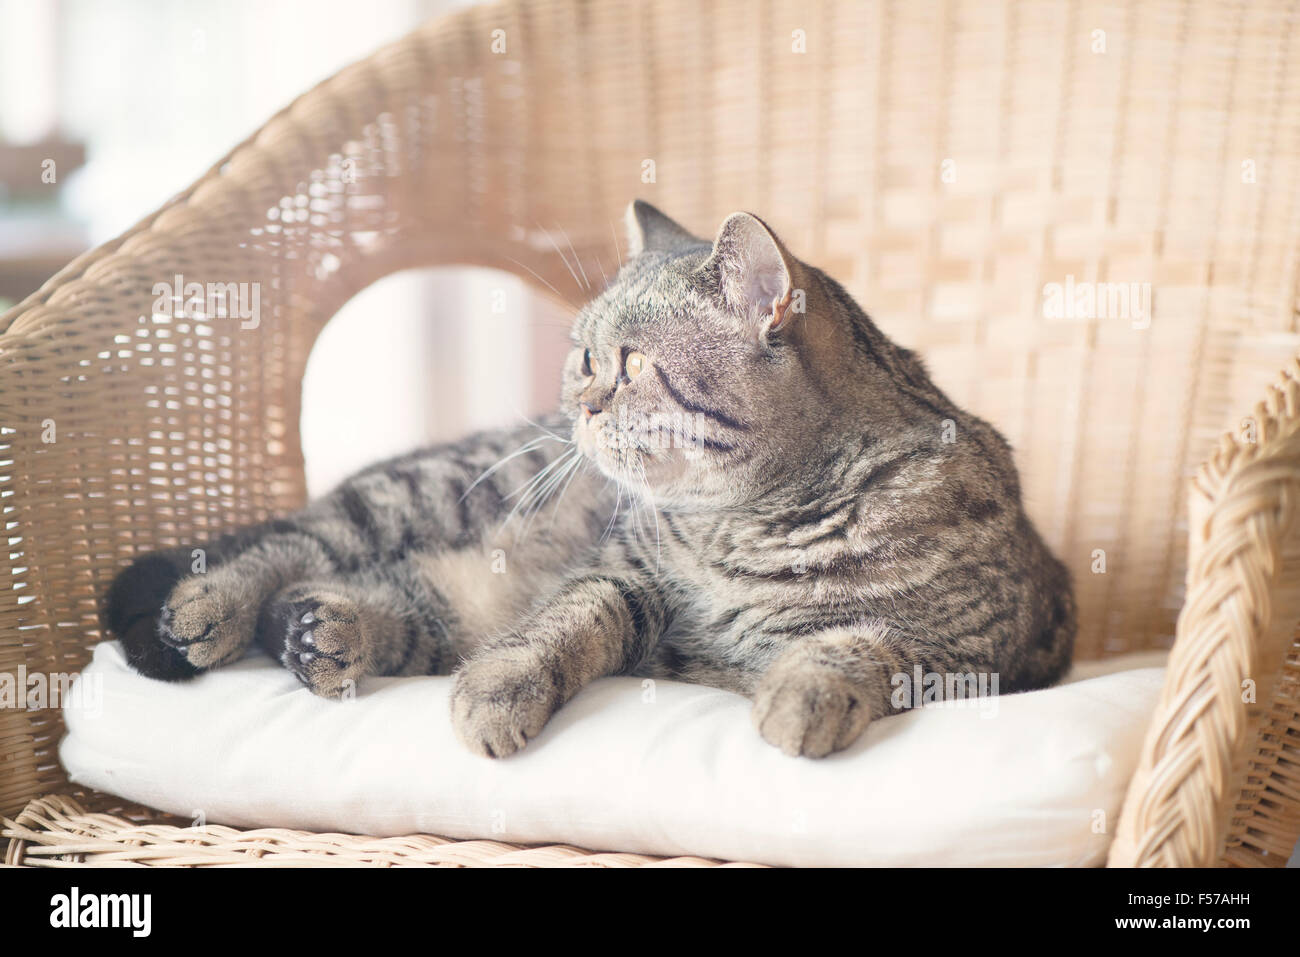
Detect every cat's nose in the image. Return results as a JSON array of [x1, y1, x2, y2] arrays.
[[580, 401, 600, 419]]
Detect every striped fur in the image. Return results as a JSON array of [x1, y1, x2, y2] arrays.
[[107, 200, 1075, 759]]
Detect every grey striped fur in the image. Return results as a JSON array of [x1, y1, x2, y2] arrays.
[[107, 200, 1075, 759]]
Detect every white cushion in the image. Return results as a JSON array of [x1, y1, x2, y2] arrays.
[[60, 641, 1167, 866]]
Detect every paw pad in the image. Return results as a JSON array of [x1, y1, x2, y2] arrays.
[[269, 592, 366, 698]]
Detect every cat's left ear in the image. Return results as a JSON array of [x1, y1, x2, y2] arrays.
[[625, 200, 700, 257], [702, 212, 800, 337]]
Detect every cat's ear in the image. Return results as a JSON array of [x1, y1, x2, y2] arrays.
[[625, 200, 699, 257], [702, 212, 799, 336]]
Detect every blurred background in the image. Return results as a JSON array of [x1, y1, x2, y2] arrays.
[[0, 0, 570, 495]]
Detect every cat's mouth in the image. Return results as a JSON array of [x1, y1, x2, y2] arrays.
[[576, 411, 646, 476], [575, 409, 686, 486]]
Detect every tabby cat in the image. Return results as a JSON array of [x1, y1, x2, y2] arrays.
[[106, 201, 1076, 759]]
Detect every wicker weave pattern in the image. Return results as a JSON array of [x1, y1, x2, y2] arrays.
[[2, 796, 757, 867], [1108, 361, 1300, 866], [2, 0, 1300, 866]]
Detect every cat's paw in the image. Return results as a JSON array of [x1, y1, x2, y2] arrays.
[[106, 550, 199, 681], [752, 666, 872, 758], [264, 590, 369, 699], [158, 571, 259, 670], [449, 649, 559, 758]]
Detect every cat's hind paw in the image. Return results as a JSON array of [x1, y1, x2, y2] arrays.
[[263, 589, 369, 699], [158, 571, 259, 671], [105, 550, 199, 681]]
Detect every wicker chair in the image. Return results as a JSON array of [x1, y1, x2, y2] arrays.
[[3, 0, 1299, 867]]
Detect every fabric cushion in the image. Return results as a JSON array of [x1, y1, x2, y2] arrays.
[[61, 641, 1167, 866]]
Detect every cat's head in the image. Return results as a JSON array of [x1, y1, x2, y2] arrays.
[[565, 200, 907, 508]]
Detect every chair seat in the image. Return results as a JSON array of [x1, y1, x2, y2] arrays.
[[49, 641, 1168, 867]]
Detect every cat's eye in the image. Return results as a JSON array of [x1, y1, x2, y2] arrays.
[[581, 348, 597, 378], [625, 351, 648, 379]]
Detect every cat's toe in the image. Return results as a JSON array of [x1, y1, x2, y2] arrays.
[[274, 595, 366, 698], [449, 651, 558, 758], [159, 575, 256, 670], [752, 668, 872, 758]]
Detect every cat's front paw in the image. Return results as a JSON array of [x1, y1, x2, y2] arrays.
[[262, 589, 369, 698], [158, 571, 259, 670], [450, 648, 560, 758], [752, 666, 872, 758]]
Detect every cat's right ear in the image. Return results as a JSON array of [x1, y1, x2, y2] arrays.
[[625, 200, 700, 257], [702, 211, 800, 338]]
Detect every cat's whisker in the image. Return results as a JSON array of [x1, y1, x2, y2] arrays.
[[461, 433, 566, 503], [533, 453, 583, 522], [609, 220, 623, 270], [520, 449, 582, 535], [547, 452, 591, 531], [537, 223, 587, 294], [485, 413, 582, 539], [600, 478, 624, 543], [507, 448, 574, 507], [512, 410, 572, 445], [631, 481, 647, 541], [637, 461, 663, 572], [502, 255, 581, 312], [625, 459, 659, 569], [525, 318, 582, 332], [556, 224, 591, 292], [511, 447, 587, 541], [499, 449, 578, 534]]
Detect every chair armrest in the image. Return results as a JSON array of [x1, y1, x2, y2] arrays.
[[1109, 358, 1300, 866]]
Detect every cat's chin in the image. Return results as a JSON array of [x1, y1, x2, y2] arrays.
[[574, 423, 656, 485], [581, 448, 681, 495], [589, 454, 650, 486]]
